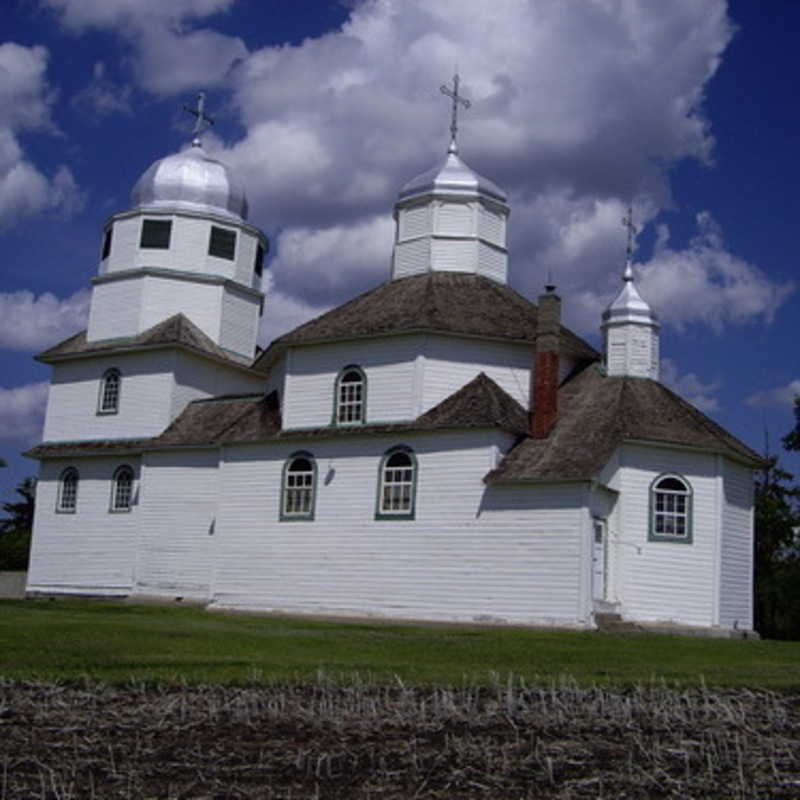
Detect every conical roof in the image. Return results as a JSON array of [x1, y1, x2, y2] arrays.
[[130, 142, 248, 221], [602, 262, 659, 327]]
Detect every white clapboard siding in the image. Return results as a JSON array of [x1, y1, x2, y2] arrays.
[[134, 450, 219, 599], [43, 351, 176, 441], [476, 242, 507, 283], [87, 278, 144, 341], [393, 237, 430, 277], [27, 457, 140, 595], [614, 444, 719, 627], [139, 275, 224, 342], [477, 204, 506, 247], [431, 238, 477, 272], [719, 459, 754, 629], [172, 352, 263, 421], [211, 432, 591, 625], [283, 338, 421, 429], [434, 202, 474, 236], [220, 286, 260, 358], [420, 335, 532, 410], [399, 203, 432, 241]]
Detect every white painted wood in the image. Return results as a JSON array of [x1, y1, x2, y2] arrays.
[[134, 450, 219, 600], [605, 325, 659, 380], [434, 201, 475, 236], [431, 238, 477, 272], [26, 457, 140, 595], [478, 204, 506, 247], [212, 432, 592, 625], [719, 459, 755, 630], [393, 237, 430, 277], [87, 278, 144, 341], [219, 285, 261, 358], [398, 203, 431, 241]]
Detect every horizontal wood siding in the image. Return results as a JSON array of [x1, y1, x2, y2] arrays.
[[399, 204, 431, 241], [140, 275, 223, 344], [220, 286, 259, 358], [283, 339, 420, 429], [213, 432, 589, 624], [431, 238, 476, 272], [43, 352, 176, 441], [434, 202, 474, 236], [87, 278, 143, 341], [477, 242, 507, 283], [421, 335, 531, 410], [134, 450, 219, 599], [614, 444, 718, 627], [719, 460, 754, 629], [27, 457, 140, 594], [393, 238, 430, 277], [477, 205, 505, 247]]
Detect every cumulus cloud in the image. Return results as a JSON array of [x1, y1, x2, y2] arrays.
[[72, 61, 133, 116], [661, 358, 722, 412], [0, 43, 84, 227], [257, 282, 331, 349], [746, 380, 800, 408], [0, 382, 49, 443], [0, 289, 90, 351], [41, 0, 246, 95]]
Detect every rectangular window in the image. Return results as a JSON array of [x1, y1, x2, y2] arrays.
[[208, 226, 237, 260], [140, 219, 172, 249], [254, 244, 265, 277], [101, 228, 113, 260]]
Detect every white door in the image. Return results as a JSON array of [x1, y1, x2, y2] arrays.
[[592, 519, 606, 601]]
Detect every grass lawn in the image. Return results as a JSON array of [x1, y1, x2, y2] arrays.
[[2, 597, 799, 688]]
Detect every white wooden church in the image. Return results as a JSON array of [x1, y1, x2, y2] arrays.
[[26, 91, 760, 634]]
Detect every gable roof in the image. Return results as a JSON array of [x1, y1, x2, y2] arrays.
[[255, 273, 598, 370], [486, 366, 763, 484], [36, 313, 254, 370]]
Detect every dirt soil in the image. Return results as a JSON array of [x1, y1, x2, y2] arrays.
[[0, 680, 799, 798]]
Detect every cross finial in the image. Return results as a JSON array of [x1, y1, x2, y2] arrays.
[[184, 91, 215, 147], [621, 206, 637, 280], [440, 73, 471, 154]]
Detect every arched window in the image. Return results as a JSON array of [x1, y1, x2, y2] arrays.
[[334, 366, 366, 425], [57, 468, 79, 513], [281, 452, 317, 520], [98, 369, 121, 414], [376, 446, 417, 519], [650, 474, 692, 543], [111, 465, 135, 512]]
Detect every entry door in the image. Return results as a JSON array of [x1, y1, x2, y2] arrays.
[[592, 519, 606, 601]]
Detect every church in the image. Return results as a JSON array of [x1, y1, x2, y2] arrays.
[[25, 89, 760, 634]]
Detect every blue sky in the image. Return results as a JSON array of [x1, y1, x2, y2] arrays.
[[1, 0, 798, 504]]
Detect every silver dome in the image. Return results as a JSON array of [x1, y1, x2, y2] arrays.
[[397, 148, 507, 205], [130, 143, 248, 221], [602, 263, 659, 327]]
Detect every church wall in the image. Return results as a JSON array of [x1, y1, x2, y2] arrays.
[[140, 275, 223, 344], [719, 459, 754, 630], [282, 338, 421, 428], [133, 449, 219, 600], [171, 353, 263, 422], [219, 286, 260, 358], [211, 431, 590, 625], [27, 456, 140, 595], [87, 278, 144, 341], [43, 352, 176, 442], [614, 444, 720, 628]]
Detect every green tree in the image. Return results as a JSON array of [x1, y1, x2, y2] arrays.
[[783, 396, 800, 452], [0, 477, 36, 571]]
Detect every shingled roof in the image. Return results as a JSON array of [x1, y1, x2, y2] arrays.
[[26, 438, 152, 459], [256, 273, 598, 369], [36, 313, 253, 369], [486, 366, 763, 484]]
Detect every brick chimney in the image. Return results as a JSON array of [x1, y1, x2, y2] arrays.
[[530, 285, 561, 438]]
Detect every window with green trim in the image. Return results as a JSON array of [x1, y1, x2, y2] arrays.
[[98, 368, 121, 414], [281, 452, 316, 520], [650, 474, 692, 542], [334, 366, 366, 425], [376, 446, 416, 519], [208, 226, 237, 260], [140, 219, 172, 249]]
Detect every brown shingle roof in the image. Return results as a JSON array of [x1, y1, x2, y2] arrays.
[[25, 438, 151, 459], [36, 313, 253, 369], [256, 273, 598, 369], [486, 367, 763, 483]]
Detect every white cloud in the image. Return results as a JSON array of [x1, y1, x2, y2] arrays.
[[0, 43, 84, 227], [257, 283, 330, 349], [746, 380, 800, 408], [0, 383, 49, 443], [42, 0, 246, 95], [661, 358, 722, 413], [72, 61, 133, 116], [0, 289, 90, 351]]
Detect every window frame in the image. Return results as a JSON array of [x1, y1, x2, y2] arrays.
[[101, 226, 113, 260], [280, 451, 317, 521], [208, 225, 237, 261], [375, 445, 417, 520], [110, 465, 135, 513], [649, 473, 693, 544], [56, 468, 79, 514], [139, 218, 172, 250], [333, 365, 367, 426], [97, 368, 121, 415]]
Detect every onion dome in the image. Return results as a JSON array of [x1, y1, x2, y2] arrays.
[[130, 142, 248, 221], [602, 261, 659, 328], [398, 143, 507, 205]]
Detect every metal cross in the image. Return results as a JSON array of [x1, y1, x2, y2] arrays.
[[440, 73, 471, 152], [622, 206, 637, 261], [184, 91, 215, 144]]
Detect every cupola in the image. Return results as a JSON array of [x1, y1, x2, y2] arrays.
[[600, 211, 660, 380], [391, 75, 510, 284]]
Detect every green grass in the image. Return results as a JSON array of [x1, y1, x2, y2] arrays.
[[1, 597, 799, 688]]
